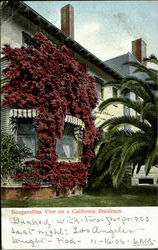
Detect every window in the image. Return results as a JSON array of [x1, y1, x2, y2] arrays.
[[56, 124, 75, 159], [95, 77, 104, 100], [96, 83, 102, 99], [135, 95, 142, 120], [124, 105, 130, 116], [124, 90, 130, 130], [112, 87, 118, 106], [136, 95, 140, 101], [22, 31, 40, 49], [56, 123, 82, 160], [139, 178, 154, 185], [101, 86, 104, 99], [17, 118, 37, 156], [124, 91, 130, 116], [112, 87, 118, 98], [56, 136, 74, 159]]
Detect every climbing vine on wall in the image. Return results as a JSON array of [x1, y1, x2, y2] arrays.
[[2, 32, 102, 190]]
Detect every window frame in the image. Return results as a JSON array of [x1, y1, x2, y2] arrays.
[[56, 123, 83, 161]]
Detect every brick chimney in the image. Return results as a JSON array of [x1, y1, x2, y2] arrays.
[[132, 38, 147, 65], [61, 4, 74, 39]]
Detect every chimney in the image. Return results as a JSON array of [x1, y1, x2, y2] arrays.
[[61, 4, 74, 39], [132, 38, 147, 65]]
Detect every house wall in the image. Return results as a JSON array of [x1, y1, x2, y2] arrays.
[[1, 6, 62, 54], [94, 85, 124, 128]]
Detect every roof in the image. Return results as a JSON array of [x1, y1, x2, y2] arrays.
[[2, 1, 123, 80], [104, 52, 147, 80]]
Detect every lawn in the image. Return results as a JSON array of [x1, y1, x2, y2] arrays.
[[1, 186, 157, 207]]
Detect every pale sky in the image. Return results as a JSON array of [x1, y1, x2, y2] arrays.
[[25, 1, 158, 62]]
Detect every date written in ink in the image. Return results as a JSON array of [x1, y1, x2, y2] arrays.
[[133, 238, 156, 247]]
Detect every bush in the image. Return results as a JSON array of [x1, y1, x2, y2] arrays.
[[1, 133, 30, 179]]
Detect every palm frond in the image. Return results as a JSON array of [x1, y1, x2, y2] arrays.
[[109, 154, 121, 175], [100, 116, 153, 136], [92, 140, 122, 172], [145, 138, 158, 175], [102, 79, 122, 88], [142, 102, 156, 120], [99, 97, 143, 114], [120, 141, 150, 171], [91, 168, 110, 189], [124, 61, 158, 83], [121, 80, 154, 102], [143, 55, 158, 65], [112, 162, 130, 188], [136, 161, 144, 174]]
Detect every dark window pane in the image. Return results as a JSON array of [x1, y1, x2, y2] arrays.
[[18, 120, 35, 135], [139, 178, 154, 184], [124, 90, 130, 131], [96, 83, 101, 98], [17, 118, 36, 156], [113, 87, 118, 98]]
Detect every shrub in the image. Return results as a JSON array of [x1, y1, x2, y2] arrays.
[[1, 132, 30, 180]]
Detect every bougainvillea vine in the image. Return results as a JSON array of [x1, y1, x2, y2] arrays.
[[2, 32, 103, 190]]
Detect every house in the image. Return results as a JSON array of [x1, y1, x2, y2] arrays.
[[1, 1, 125, 199]]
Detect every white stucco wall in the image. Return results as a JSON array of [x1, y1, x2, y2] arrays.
[[132, 166, 158, 186], [1, 6, 62, 57]]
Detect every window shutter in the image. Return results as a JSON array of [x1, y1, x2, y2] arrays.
[[1, 106, 10, 134], [1, 57, 9, 82]]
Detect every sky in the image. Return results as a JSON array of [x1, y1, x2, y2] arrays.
[[25, 1, 158, 62]]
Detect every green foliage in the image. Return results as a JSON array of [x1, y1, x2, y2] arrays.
[[91, 55, 158, 188], [1, 133, 30, 179]]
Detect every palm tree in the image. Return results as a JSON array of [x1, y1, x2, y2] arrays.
[[91, 55, 158, 188]]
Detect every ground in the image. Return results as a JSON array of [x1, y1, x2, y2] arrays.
[[1, 186, 157, 207]]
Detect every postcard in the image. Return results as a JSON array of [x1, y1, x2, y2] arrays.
[[1, 1, 158, 249]]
